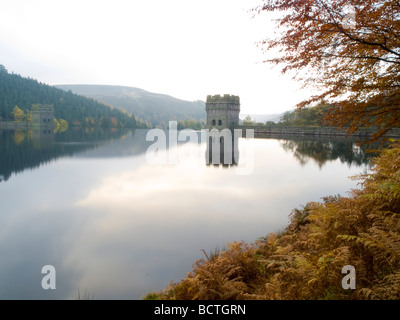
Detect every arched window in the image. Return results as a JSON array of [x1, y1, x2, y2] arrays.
[[212, 120, 216, 125], [218, 120, 222, 126]]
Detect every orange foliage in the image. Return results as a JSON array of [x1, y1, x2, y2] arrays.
[[256, 0, 400, 141]]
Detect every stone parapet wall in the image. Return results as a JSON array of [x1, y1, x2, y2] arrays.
[[0, 121, 30, 129], [235, 126, 400, 138]]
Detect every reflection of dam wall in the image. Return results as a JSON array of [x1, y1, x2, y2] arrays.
[[253, 133, 372, 143], [0, 126, 381, 184]]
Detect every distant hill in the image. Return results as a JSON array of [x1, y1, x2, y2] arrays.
[[55, 85, 206, 128], [0, 66, 144, 128], [240, 113, 286, 124]]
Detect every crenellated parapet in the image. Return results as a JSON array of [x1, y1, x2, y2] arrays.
[[206, 94, 240, 105]]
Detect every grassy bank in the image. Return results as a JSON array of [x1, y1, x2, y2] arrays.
[[147, 143, 400, 300]]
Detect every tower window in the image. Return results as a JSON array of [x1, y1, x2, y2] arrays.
[[212, 120, 216, 125], [218, 120, 222, 126]]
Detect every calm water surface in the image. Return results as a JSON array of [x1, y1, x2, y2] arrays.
[[0, 128, 374, 299]]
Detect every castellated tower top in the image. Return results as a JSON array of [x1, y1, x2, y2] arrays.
[[206, 94, 240, 105]]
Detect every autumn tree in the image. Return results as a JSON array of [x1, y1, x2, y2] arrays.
[[58, 119, 68, 131], [278, 101, 333, 126], [11, 106, 25, 122], [256, 0, 400, 141]]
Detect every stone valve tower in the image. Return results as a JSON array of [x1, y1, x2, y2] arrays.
[[206, 94, 240, 129]]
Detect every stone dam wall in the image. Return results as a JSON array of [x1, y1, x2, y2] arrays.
[[0, 121, 30, 129], [235, 126, 400, 138]]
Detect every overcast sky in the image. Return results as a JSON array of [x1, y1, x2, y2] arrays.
[[0, 0, 314, 114]]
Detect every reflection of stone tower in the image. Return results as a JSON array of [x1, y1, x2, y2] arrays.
[[32, 127, 54, 149], [32, 104, 54, 128], [206, 129, 239, 167], [206, 95, 240, 129]]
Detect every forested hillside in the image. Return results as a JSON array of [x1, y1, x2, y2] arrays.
[[0, 66, 146, 128], [55, 84, 206, 128]]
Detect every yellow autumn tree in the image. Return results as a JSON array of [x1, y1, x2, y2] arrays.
[[11, 106, 25, 122]]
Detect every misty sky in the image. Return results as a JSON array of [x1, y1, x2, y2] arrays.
[[0, 0, 314, 114]]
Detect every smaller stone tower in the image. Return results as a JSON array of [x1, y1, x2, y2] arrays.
[[206, 94, 240, 129], [32, 104, 54, 128]]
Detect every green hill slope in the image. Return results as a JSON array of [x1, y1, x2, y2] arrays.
[[0, 66, 143, 128], [55, 84, 206, 128]]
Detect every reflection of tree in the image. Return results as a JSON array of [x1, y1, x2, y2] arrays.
[[279, 139, 380, 168], [0, 128, 128, 182]]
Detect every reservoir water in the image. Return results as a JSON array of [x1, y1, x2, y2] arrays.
[[0, 128, 374, 299]]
